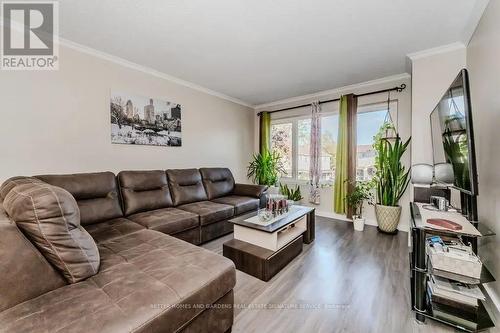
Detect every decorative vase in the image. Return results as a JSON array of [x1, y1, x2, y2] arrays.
[[353, 217, 365, 232], [375, 204, 401, 233]]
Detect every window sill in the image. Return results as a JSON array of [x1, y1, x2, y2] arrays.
[[278, 178, 333, 188]]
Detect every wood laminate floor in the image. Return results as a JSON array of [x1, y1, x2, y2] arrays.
[[203, 216, 499, 333]]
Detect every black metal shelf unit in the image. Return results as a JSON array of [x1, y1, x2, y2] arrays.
[[409, 203, 496, 332]]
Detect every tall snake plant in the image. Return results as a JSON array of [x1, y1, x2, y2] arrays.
[[373, 123, 411, 207]]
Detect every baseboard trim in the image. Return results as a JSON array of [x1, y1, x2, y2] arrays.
[[315, 210, 378, 226], [315, 210, 350, 221], [315, 210, 408, 232]]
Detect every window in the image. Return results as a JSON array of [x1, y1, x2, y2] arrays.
[[320, 114, 339, 182], [271, 122, 293, 177], [292, 115, 340, 182], [356, 109, 388, 181], [270, 103, 393, 183], [296, 115, 340, 182], [271, 113, 339, 184]]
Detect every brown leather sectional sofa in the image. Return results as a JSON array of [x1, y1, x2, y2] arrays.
[[0, 168, 266, 333]]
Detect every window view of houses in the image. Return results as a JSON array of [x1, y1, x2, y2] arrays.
[[270, 109, 387, 183]]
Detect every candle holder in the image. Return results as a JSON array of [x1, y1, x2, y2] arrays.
[[265, 194, 289, 218]]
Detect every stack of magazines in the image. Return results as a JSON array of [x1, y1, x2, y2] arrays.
[[426, 236, 482, 279], [426, 236, 486, 330], [427, 275, 485, 329]]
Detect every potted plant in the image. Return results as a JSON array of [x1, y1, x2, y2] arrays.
[[279, 183, 303, 205], [372, 123, 411, 234], [247, 150, 285, 190], [345, 181, 373, 231]]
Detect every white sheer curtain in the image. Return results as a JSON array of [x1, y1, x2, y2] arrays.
[[309, 102, 321, 204]]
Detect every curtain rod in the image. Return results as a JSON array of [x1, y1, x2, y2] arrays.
[[257, 84, 406, 116]]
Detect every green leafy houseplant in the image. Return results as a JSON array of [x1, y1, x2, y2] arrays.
[[372, 122, 411, 233], [279, 183, 303, 202], [247, 150, 286, 186], [345, 181, 373, 218], [373, 123, 411, 207]]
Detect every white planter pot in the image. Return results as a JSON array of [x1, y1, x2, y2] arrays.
[[353, 217, 365, 231], [267, 186, 279, 195], [375, 204, 401, 233]]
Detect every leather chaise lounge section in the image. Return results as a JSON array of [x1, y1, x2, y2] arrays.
[[0, 168, 267, 333]]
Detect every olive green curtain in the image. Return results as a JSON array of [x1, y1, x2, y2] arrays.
[[334, 96, 348, 214], [259, 112, 271, 153], [334, 94, 357, 216]]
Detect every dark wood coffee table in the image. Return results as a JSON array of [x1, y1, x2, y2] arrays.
[[223, 205, 315, 281]]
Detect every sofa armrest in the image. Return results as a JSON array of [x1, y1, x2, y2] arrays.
[[233, 183, 267, 198]]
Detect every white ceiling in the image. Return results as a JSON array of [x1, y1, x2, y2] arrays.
[[58, 0, 487, 106]]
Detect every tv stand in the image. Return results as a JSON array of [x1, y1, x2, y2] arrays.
[[409, 202, 496, 332]]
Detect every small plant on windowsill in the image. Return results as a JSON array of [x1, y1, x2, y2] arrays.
[[279, 183, 303, 205], [345, 180, 374, 232]]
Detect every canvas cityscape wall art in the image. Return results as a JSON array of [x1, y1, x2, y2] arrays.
[[110, 91, 182, 146]]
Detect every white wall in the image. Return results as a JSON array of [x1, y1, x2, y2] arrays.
[[408, 45, 467, 214], [0, 44, 255, 182], [467, 0, 500, 312], [409, 44, 467, 165], [255, 74, 413, 231]]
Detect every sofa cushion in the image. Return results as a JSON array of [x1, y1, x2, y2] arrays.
[[128, 207, 199, 235], [0, 203, 66, 313], [118, 170, 173, 215], [178, 201, 234, 226], [167, 169, 208, 206], [0, 176, 44, 201], [0, 230, 235, 333], [212, 195, 260, 215], [0, 279, 131, 333], [84, 217, 144, 243], [36, 172, 123, 225], [3, 182, 100, 283], [199, 168, 235, 200]]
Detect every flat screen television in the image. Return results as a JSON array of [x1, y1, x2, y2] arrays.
[[430, 68, 478, 195]]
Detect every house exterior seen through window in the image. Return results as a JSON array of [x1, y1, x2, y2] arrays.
[[270, 122, 293, 177], [270, 105, 390, 184], [356, 109, 387, 181]]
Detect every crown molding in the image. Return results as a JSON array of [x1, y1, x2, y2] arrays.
[[406, 42, 466, 61], [58, 38, 254, 108], [254, 73, 410, 110]]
